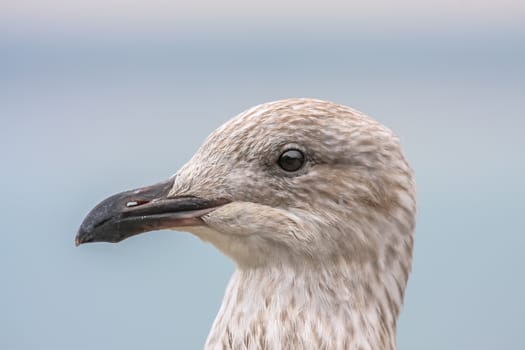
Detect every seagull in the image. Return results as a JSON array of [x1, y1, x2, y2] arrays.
[[76, 98, 416, 350]]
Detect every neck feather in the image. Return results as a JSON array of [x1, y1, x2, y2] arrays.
[[205, 261, 402, 350]]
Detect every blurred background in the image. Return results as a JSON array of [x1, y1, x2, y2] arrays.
[[1, 0, 524, 349]]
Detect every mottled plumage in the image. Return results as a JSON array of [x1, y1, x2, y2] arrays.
[[174, 99, 416, 349]]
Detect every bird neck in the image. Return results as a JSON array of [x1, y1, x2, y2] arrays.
[[205, 262, 400, 350]]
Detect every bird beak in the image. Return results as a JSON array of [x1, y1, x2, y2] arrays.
[[75, 178, 229, 246]]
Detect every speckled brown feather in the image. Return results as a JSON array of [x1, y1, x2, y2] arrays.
[[168, 98, 416, 350]]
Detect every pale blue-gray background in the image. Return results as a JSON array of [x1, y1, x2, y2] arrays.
[[1, 1, 524, 349]]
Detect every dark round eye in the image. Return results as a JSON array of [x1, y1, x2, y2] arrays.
[[278, 149, 305, 172]]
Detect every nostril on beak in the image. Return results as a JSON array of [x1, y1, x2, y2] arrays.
[[125, 200, 150, 208]]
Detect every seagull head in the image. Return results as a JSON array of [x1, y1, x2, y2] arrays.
[[76, 98, 416, 273]]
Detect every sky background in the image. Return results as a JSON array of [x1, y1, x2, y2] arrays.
[[1, 1, 524, 349]]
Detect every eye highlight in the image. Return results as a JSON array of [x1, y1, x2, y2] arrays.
[[278, 149, 305, 172]]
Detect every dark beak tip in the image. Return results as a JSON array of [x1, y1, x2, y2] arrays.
[[75, 223, 94, 246]]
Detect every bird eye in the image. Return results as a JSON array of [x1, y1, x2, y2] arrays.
[[278, 149, 305, 172]]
